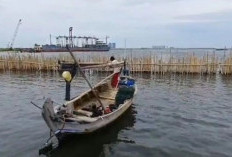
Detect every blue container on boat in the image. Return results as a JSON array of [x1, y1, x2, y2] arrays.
[[127, 79, 135, 86], [119, 78, 135, 87]]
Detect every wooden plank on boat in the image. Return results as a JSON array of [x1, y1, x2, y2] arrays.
[[68, 116, 97, 123], [99, 96, 115, 100], [73, 109, 93, 117]]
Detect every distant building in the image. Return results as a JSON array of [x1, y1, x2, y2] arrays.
[[34, 44, 42, 52], [152, 45, 166, 49], [108, 43, 116, 49]]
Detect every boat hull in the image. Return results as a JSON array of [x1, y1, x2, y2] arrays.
[[54, 99, 133, 139], [42, 83, 137, 141]]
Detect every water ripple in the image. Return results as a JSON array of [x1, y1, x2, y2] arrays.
[[1, 73, 232, 157]]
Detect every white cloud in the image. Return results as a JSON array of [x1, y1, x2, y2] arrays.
[[1, 0, 232, 48]]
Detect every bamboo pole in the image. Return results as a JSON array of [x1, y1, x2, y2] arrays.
[[1, 51, 232, 75]]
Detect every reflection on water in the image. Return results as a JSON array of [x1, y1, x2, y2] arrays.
[[46, 106, 136, 157]]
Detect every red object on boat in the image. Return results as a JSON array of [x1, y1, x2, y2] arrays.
[[111, 72, 120, 88], [104, 107, 111, 114]]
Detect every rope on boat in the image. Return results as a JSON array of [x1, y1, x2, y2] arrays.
[[31, 101, 42, 110], [61, 114, 66, 130]]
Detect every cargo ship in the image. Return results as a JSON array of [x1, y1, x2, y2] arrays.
[[40, 41, 110, 52], [34, 27, 110, 52]]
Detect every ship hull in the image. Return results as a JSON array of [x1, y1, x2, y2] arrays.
[[41, 47, 110, 52]]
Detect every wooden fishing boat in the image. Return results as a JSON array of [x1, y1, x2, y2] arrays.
[[42, 73, 137, 140], [38, 47, 137, 155]]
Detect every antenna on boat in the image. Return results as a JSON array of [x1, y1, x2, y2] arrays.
[[123, 39, 129, 76], [66, 45, 106, 110]]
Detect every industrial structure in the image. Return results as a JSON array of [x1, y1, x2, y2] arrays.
[[39, 27, 110, 52], [108, 43, 116, 49]]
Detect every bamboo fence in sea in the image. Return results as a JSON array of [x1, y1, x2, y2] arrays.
[[0, 53, 232, 75]]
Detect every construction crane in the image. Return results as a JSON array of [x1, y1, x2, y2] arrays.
[[9, 19, 22, 49]]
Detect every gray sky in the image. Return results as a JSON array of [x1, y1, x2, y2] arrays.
[[1, 0, 232, 48]]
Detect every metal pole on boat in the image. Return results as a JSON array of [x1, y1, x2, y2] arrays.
[[66, 45, 106, 110], [65, 81, 71, 101], [62, 71, 72, 101]]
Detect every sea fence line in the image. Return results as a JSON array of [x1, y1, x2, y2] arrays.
[[0, 53, 232, 75]]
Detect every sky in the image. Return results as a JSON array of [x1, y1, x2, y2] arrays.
[[0, 0, 232, 48]]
